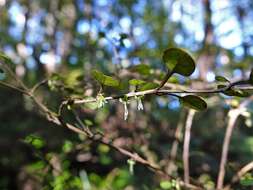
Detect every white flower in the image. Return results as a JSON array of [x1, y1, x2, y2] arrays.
[[97, 94, 107, 108], [137, 98, 144, 111], [123, 102, 128, 120], [119, 98, 130, 120]]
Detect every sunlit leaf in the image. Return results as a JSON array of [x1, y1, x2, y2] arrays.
[[130, 64, 151, 75], [162, 48, 195, 76], [160, 181, 172, 189], [129, 79, 145, 86], [139, 82, 159, 91], [240, 173, 253, 186], [24, 135, 45, 149], [215, 75, 230, 83], [179, 95, 207, 111], [62, 140, 73, 153], [91, 70, 120, 87]]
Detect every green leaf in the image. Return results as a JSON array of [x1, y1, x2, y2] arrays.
[[215, 75, 230, 83], [217, 85, 250, 97], [91, 70, 120, 87], [222, 88, 250, 97], [24, 135, 45, 149], [130, 64, 151, 75], [179, 95, 207, 111], [249, 69, 253, 84], [160, 181, 172, 189], [240, 174, 253, 186], [139, 82, 159, 91], [0, 68, 5, 80], [129, 79, 146, 86], [162, 48, 195, 77]]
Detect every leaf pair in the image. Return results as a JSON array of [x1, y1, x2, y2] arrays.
[[162, 48, 206, 111]]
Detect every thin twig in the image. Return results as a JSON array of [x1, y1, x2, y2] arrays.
[[0, 81, 30, 95], [72, 108, 93, 137], [30, 79, 48, 94], [183, 109, 196, 184], [224, 161, 253, 190]]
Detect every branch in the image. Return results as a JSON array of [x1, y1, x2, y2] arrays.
[[167, 111, 186, 174], [156, 70, 174, 90], [30, 79, 48, 94], [183, 109, 196, 184], [0, 81, 29, 95], [224, 161, 253, 190], [67, 81, 253, 106]]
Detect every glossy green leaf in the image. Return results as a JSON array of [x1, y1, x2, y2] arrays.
[[215, 75, 230, 83], [179, 95, 207, 111], [91, 70, 120, 87], [162, 48, 195, 76], [129, 79, 145, 86]]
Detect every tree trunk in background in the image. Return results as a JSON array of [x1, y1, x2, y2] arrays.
[[198, 0, 215, 81]]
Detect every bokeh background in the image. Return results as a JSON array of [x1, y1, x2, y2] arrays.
[[0, 0, 253, 189]]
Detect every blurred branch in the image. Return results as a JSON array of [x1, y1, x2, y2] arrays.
[[0, 81, 29, 95], [30, 79, 48, 94], [224, 161, 253, 190], [167, 110, 186, 174], [216, 96, 253, 189], [183, 109, 196, 184]]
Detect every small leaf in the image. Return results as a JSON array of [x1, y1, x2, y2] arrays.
[[223, 89, 250, 97], [130, 64, 151, 75], [129, 79, 145, 86], [249, 69, 253, 84], [160, 181, 172, 189], [215, 76, 230, 83], [91, 70, 120, 87], [162, 48, 195, 77], [217, 85, 250, 97], [24, 135, 45, 149], [179, 95, 207, 111], [240, 173, 253, 186], [139, 82, 159, 91]]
